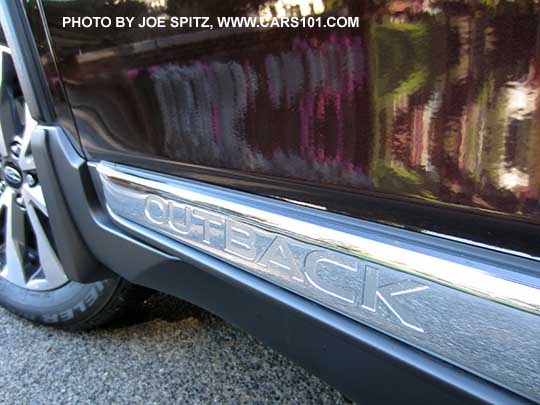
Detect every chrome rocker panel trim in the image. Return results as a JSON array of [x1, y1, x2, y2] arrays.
[[97, 161, 540, 401]]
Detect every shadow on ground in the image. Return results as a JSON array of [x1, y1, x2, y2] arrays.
[[110, 293, 214, 328], [0, 292, 350, 404]]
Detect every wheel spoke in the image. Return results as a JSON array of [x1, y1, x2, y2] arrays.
[[22, 184, 47, 215], [0, 46, 19, 159], [3, 188, 27, 286], [17, 105, 37, 171], [0, 48, 69, 290], [25, 202, 67, 288], [0, 184, 10, 208]]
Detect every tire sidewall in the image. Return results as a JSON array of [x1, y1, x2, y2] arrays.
[[0, 276, 121, 327]]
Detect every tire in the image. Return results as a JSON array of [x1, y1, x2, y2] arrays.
[[0, 43, 149, 330], [0, 276, 150, 330]]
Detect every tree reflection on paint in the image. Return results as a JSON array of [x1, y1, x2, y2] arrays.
[[43, 0, 540, 218], [149, 1, 540, 216]]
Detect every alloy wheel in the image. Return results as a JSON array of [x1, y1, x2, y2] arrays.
[[0, 45, 67, 291]]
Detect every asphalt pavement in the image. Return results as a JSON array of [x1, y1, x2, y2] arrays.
[[0, 293, 349, 404]]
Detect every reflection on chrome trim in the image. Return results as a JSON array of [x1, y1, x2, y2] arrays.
[[97, 161, 540, 401], [97, 162, 540, 314]]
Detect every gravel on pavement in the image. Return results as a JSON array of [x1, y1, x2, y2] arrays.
[[0, 293, 350, 404]]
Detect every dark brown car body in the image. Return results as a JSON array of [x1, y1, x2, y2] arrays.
[[27, 0, 540, 257]]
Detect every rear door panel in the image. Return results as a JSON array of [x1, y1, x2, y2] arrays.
[[33, 0, 540, 255]]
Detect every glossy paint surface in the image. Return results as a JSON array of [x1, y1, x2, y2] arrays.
[[35, 0, 540, 254]]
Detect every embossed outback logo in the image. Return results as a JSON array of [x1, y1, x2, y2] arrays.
[[143, 195, 430, 332]]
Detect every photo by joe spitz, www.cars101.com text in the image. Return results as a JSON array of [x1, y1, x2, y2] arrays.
[[0, 0, 539, 403]]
